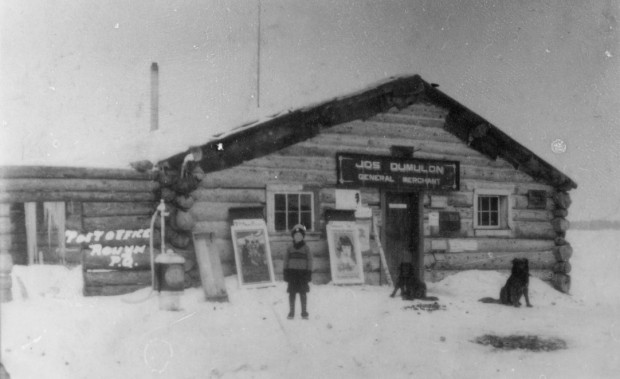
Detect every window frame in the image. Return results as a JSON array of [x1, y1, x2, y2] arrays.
[[473, 188, 513, 236], [266, 185, 316, 234]]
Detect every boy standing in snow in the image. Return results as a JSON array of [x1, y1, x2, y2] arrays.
[[283, 224, 313, 319]]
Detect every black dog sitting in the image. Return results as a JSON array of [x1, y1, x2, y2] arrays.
[[479, 258, 532, 307], [390, 262, 438, 301]]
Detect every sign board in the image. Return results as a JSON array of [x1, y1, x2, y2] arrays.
[[69, 228, 151, 270], [335, 189, 361, 210], [429, 212, 440, 227], [336, 153, 459, 191]]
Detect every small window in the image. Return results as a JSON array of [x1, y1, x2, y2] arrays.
[[473, 189, 512, 232], [272, 192, 314, 232], [477, 195, 500, 228]]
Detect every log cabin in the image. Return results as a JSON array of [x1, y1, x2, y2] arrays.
[[0, 74, 577, 297]]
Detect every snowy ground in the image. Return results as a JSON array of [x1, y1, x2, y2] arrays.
[[1, 230, 619, 379]]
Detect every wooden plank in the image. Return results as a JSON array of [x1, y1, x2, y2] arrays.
[[83, 283, 149, 297], [193, 232, 229, 302], [0, 178, 158, 193], [191, 188, 265, 203], [189, 201, 264, 222], [82, 202, 154, 217], [0, 191, 155, 203], [0, 166, 155, 180], [84, 270, 152, 286], [429, 250, 556, 270], [513, 209, 552, 222], [513, 221, 556, 239], [279, 142, 514, 169], [328, 120, 462, 143], [82, 215, 152, 231]]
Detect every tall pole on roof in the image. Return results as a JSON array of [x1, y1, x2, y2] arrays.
[[256, 0, 261, 108], [150, 62, 159, 131]]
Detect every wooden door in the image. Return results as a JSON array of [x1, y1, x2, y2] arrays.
[[383, 192, 422, 281]]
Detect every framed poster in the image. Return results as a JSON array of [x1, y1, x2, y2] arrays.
[[231, 224, 276, 288], [326, 223, 365, 284]]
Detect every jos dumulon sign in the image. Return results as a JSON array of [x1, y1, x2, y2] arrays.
[[336, 153, 460, 191]]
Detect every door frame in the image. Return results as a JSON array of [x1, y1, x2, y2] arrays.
[[380, 189, 425, 282]]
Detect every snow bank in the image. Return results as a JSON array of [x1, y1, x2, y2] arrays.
[[1, 231, 619, 378]]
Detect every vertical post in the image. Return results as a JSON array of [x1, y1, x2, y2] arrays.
[[256, 0, 261, 108], [0, 204, 13, 302], [150, 62, 159, 131], [24, 202, 37, 264]]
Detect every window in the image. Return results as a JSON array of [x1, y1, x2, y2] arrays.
[[273, 193, 314, 232], [266, 185, 315, 233], [477, 195, 500, 227], [473, 188, 513, 235]]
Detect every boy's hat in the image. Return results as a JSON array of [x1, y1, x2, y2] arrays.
[[291, 224, 306, 237]]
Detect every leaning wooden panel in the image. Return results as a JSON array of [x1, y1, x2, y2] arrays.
[[193, 231, 229, 302]]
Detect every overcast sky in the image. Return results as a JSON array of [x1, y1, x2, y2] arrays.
[[1, 0, 618, 221]]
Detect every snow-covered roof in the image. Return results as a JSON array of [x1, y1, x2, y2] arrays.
[[161, 75, 577, 191]]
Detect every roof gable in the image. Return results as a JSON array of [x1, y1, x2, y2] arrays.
[[161, 75, 577, 191]]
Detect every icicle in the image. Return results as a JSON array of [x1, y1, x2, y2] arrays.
[[43, 202, 66, 265]]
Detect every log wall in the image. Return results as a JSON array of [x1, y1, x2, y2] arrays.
[[0, 166, 158, 296], [185, 102, 571, 289]]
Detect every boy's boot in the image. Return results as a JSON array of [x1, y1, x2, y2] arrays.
[[300, 293, 308, 319], [287, 293, 295, 319]]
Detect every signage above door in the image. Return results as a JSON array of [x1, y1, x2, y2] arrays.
[[336, 153, 460, 191]]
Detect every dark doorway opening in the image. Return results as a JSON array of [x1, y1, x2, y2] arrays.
[[382, 191, 423, 282]]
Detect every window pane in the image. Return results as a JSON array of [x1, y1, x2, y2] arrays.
[[275, 194, 286, 212], [300, 194, 312, 211], [490, 211, 498, 226], [479, 197, 488, 211], [287, 194, 299, 212], [275, 212, 286, 231], [300, 212, 312, 229], [288, 211, 299, 229], [490, 197, 499, 211], [481, 212, 489, 226]]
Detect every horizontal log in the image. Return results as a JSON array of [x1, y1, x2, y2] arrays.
[[427, 250, 556, 271], [0, 178, 158, 193], [553, 244, 573, 261], [513, 221, 556, 239], [191, 188, 266, 203], [512, 209, 552, 222], [84, 270, 152, 286], [313, 131, 479, 157], [82, 202, 155, 217], [551, 273, 571, 293], [551, 218, 570, 232], [553, 191, 572, 210], [327, 120, 462, 144], [83, 283, 149, 297], [0, 191, 155, 203], [386, 102, 450, 118], [0, 166, 155, 181], [423, 238, 556, 253], [553, 261, 572, 274], [190, 201, 264, 222], [82, 215, 152, 231], [369, 112, 447, 126]]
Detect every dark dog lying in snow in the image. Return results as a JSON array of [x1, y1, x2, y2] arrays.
[[479, 258, 532, 307], [390, 262, 438, 301]]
